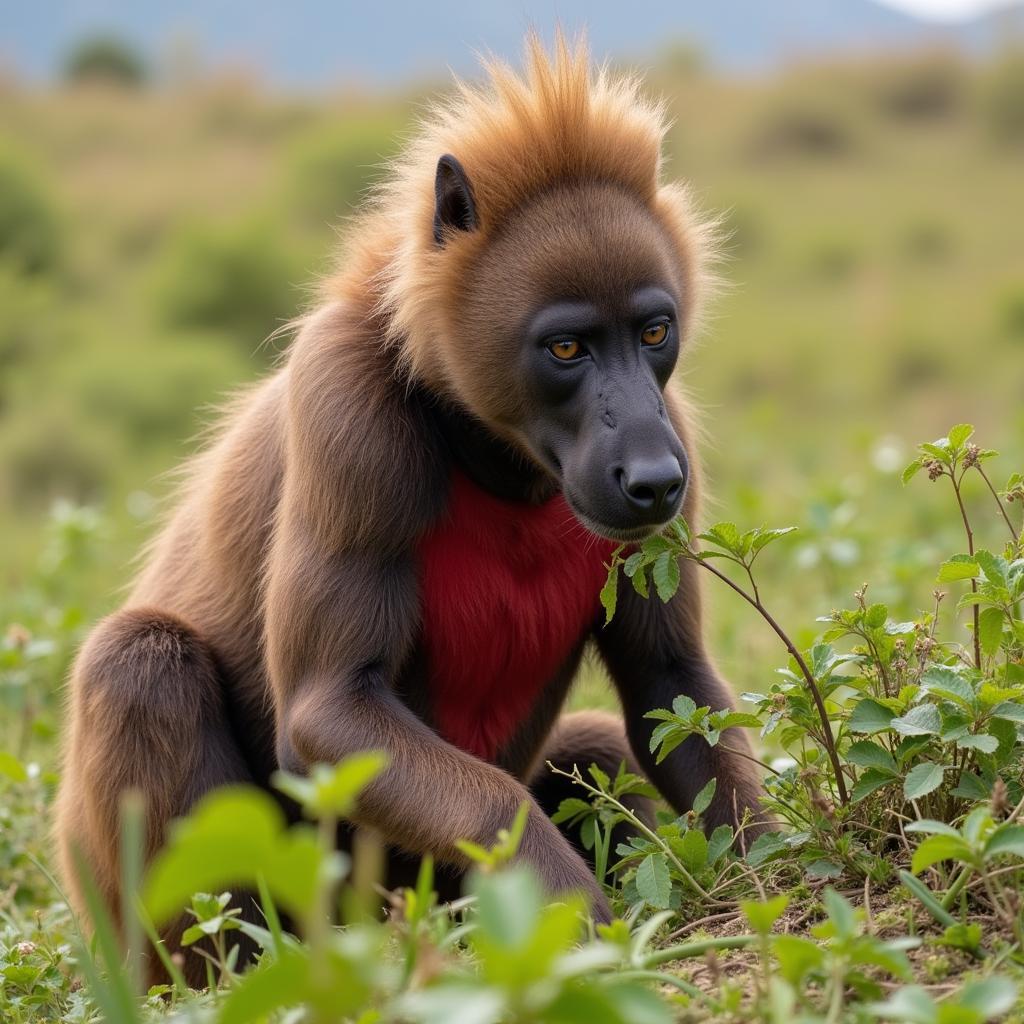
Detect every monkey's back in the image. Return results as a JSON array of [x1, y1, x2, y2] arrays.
[[126, 371, 290, 776]]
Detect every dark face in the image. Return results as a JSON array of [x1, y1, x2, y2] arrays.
[[434, 159, 690, 541], [518, 281, 688, 541]]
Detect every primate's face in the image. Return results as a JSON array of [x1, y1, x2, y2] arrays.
[[457, 184, 690, 541]]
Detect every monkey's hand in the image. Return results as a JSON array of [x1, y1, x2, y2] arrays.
[[517, 807, 613, 924]]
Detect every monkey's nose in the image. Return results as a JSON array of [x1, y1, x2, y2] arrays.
[[618, 456, 685, 519]]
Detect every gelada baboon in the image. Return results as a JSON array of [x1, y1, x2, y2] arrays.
[[56, 34, 766, 981]]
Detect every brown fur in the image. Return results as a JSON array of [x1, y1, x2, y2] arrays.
[[55, 34, 764, 986]]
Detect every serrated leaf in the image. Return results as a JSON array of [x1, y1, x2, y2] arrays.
[[990, 701, 1024, 722], [634, 853, 671, 909], [903, 762, 945, 801], [679, 829, 708, 873], [845, 740, 898, 774], [978, 607, 1004, 659], [652, 551, 680, 603], [851, 768, 896, 803], [937, 557, 980, 583], [848, 698, 896, 734], [600, 566, 619, 625], [920, 666, 975, 709], [691, 777, 716, 816], [901, 458, 924, 485], [956, 733, 998, 754], [891, 704, 942, 737], [707, 824, 733, 863], [947, 423, 974, 449]]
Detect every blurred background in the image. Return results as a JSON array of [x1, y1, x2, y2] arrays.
[[1, 1, 1023, 722]]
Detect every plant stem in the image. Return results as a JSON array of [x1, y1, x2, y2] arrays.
[[549, 764, 719, 903], [975, 464, 1019, 542], [640, 933, 757, 968], [690, 554, 849, 805], [950, 471, 981, 670]]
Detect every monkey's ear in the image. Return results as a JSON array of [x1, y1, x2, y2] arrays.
[[433, 154, 478, 245]]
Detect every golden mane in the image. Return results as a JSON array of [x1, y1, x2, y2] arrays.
[[324, 32, 716, 383]]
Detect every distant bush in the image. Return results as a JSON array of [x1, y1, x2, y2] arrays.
[[982, 48, 1024, 147], [155, 217, 301, 353], [285, 116, 403, 227], [870, 50, 965, 122], [62, 34, 147, 87], [748, 92, 859, 159], [997, 283, 1024, 340], [804, 233, 861, 281], [901, 218, 955, 264], [0, 147, 60, 275]]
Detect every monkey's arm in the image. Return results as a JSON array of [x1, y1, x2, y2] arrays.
[[263, 515, 610, 917], [595, 556, 769, 842]]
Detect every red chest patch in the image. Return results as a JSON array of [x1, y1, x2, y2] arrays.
[[417, 471, 616, 762]]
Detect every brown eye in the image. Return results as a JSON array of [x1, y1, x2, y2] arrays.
[[549, 338, 582, 361], [641, 322, 668, 347]]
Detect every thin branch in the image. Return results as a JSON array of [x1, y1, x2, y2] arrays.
[[689, 553, 849, 805], [975, 464, 1019, 541]]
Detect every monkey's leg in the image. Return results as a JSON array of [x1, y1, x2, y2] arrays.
[[56, 607, 255, 988], [529, 710, 656, 869]]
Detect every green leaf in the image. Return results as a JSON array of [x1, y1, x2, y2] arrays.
[[911, 834, 972, 874], [851, 768, 896, 803], [143, 787, 322, 925], [920, 665, 975, 709], [691, 777, 716, 816], [951, 773, 991, 801], [741, 894, 789, 935], [903, 762, 945, 801], [956, 733, 998, 754], [957, 977, 1018, 1019], [989, 701, 1024, 722], [273, 751, 387, 819], [984, 824, 1024, 860], [978, 607, 1004, 659], [891, 704, 943, 737], [937, 557, 980, 583], [848, 698, 896, 734], [699, 522, 742, 556], [0, 752, 28, 782], [902, 458, 924, 485], [679, 829, 708, 874], [947, 423, 974, 449], [219, 950, 311, 1024], [821, 888, 857, 940], [864, 603, 888, 628], [805, 858, 843, 879], [749, 526, 798, 553], [707, 824, 734, 864], [635, 853, 672, 909], [745, 831, 788, 867], [845, 740, 898, 774], [652, 551, 680, 603], [600, 565, 619, 625], [474, 866, 542, 947]]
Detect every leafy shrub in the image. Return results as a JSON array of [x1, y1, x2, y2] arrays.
[[154, 217, 302, 353], [747, 88, 861, 160], [284, 116, 403, 227], [997, 282, 1024, 341], [62, 35, 147, 87], [870, 50, 965, 122], [982, 49, 1024, 147], [0, 147, 60, 276]]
